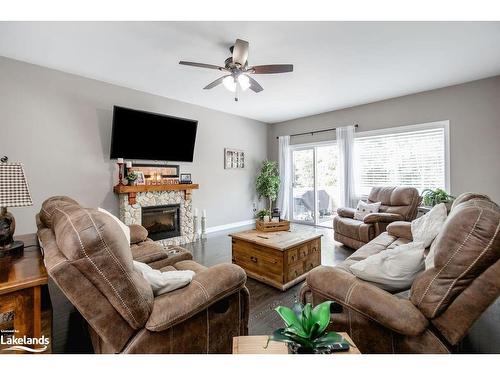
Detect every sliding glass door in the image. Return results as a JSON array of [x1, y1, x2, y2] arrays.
[[316, 144, 338, 227], [290, 143, 339, 228], [292, 148, 315, 223]]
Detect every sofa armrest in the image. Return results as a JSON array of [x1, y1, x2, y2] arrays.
[[337, 207, 356, 218], [387, 221, 413, 241], [306, 266, 428, 336], [363, 212, 404, 224], [129, 224, 149, 244], [145, 263, 246, 332]]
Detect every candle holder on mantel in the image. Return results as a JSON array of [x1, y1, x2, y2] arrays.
[[117, 158, 125, 186]]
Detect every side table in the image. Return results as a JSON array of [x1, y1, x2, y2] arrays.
[[0, 234, 52, 354]]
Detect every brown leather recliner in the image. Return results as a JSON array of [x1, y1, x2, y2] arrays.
[[301, 192, 500, 353], [38, 196, 193, 269], [37, 196, 249, 353], [334, 186, 421, 250]]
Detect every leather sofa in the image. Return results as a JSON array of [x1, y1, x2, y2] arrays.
[[334, 186, 421, 250], [36, 196, 249, 353], [301, 192, 500, 353]]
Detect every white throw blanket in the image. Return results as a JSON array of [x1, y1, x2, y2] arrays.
[[133, 261, 195, 296]]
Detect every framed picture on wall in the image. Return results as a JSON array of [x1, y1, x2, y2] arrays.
[[224, 148, 245, 169]]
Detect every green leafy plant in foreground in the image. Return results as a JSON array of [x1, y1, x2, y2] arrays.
[[269, 301, 349, 353], [422, 188, 454, 207]]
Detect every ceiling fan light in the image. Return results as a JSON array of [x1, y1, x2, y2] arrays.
[[238, 74, 251, 91], [223, 76, 236, 92]]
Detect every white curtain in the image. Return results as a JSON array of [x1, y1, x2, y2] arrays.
[[336, 125, 356, 208], [277, 135, 291, 219]]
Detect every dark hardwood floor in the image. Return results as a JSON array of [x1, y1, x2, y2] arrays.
[[48, 223, 351, 353]]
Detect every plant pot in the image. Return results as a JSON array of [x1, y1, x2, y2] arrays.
[[263, 215, 270, 222], [287, 343, 314, 354], [287, 343, 335, 354]]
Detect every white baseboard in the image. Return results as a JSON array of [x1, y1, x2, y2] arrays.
[[205, 219, 256, 234]]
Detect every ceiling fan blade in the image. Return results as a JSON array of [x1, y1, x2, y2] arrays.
[[232, 39, 249, 66], [203, 75, 230, 90], [247, 76, 264, 93], [250, 64, 294, 74], [179, 61, 225, 71]]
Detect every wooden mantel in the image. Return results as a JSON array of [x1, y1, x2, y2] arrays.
[[113, 183, 199, 205]]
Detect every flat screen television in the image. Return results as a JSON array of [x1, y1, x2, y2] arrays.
[[110, 106, 198, 162]]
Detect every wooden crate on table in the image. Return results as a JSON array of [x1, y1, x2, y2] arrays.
[[256, 219, 290, 232]]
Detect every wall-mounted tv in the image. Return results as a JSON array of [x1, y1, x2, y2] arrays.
[[110, 106, 198, 162]]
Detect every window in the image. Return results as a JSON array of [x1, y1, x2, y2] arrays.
[[354, 122, 449, 196]]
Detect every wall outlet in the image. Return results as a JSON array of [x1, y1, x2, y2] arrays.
[[252, 202, 257, 213]]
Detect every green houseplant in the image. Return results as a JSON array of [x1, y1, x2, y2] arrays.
[[269, 301, 349, 354], [421, 188, 454, 207], [256, 209, 271, 221], [126, 171, 138, 185], [255, 160, 280, 214]]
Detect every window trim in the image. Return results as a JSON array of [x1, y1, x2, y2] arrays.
[[354, 120, 451, 192]]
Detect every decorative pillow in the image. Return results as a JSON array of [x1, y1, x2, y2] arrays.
[[349, 241, 425, 291], [411, 203, 447, 248], [354, 200, 381, 221], [133, 261, 195, 296], [98, 207, 131, 245], [425, 240, 439, 270]]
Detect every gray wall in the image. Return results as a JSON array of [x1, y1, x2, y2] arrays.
[[0, 56, 267, 235], [268, 75, 500, 203]]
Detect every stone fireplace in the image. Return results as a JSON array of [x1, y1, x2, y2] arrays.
[[115, 184, 198, 246], [142, 204, 181, 241]]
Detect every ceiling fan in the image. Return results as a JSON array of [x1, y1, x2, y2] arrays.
[[179, 39, 293, 101]]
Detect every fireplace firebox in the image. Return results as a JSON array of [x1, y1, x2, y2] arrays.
[[141, 204, 181, 241]]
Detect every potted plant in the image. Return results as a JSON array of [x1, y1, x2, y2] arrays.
[[269, 301, 350, 354], [255, 160, 280, 214], [421, 188, 454, 209], [256, 209, 271, 222], [126, 171, 139, 186]]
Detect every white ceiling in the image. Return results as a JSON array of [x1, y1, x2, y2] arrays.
[[0, 22, 499, 123]]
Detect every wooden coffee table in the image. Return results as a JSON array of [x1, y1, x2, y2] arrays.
[[232, 333, 360, 354], [229, 229, 322, 290]]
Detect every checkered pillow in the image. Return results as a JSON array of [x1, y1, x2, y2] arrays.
[[0, 163, 33, 207]]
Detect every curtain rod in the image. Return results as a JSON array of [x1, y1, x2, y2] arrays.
[[276, 124, 358, 139]]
